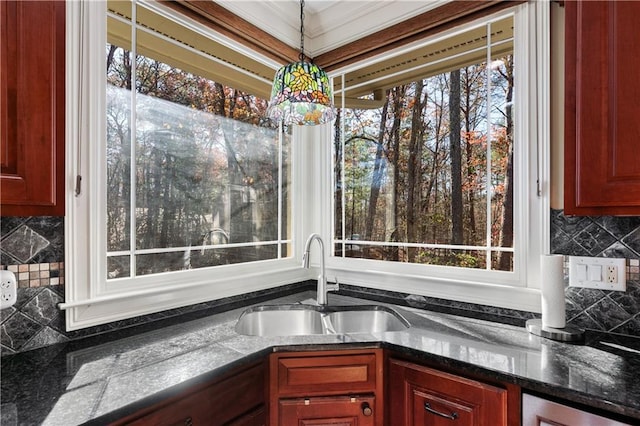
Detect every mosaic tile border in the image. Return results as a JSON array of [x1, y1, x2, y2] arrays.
[[1, 262, 65, 288], [629, 259, 640, 281]]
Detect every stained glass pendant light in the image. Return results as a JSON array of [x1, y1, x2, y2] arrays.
[[266, 0, 335, 126]]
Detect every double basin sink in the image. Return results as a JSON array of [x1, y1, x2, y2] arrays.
[[235, 303, 410, 336]]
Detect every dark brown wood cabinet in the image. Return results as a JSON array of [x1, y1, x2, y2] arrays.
[[564, 0, 640, 215], [0, 0, 65, 216], [270, 349, 383, 426], [111, 362, 266, 426], [388, 358, 510, 426]]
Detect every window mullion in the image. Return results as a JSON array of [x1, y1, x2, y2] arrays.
[[340, 74, 346, 258], [485, 22, 493, 271], [277, 121, 283, 259], [129, 1, 138, 279]]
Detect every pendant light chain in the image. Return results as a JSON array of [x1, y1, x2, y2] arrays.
[[299, 0, 305, 61]]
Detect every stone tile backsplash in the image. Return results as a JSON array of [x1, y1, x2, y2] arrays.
[[1, 217, 67, 355], [551, 209, 640, 336], [1, 217, 64, 265], [2, 210, 640, 355]]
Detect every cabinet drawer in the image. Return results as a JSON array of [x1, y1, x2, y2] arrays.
[[272, 350, 380, 396], [279, 395, 375, 426]]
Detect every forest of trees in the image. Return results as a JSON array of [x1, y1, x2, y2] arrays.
[[105, 32, 514, 278], [105, 44, 290, 279], [334, 56, 515, 271]]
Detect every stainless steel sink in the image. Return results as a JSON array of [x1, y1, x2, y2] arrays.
[[234, 305, 324, 336], [235, 304, 410, 336], [328, 306, 410, 333]]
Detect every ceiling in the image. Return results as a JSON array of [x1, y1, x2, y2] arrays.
[[216, 0, 448, 58]]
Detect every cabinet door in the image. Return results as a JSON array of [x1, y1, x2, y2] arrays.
[[279, 395, 375, 426], [388, 359, 507, 426], [0, 1, 65, 216], [564, 1, 640, 215]]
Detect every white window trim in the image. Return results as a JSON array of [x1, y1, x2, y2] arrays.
[[302, 2, 550, 313], [62, 1, 311, 331], [63, 1, 549, 331]]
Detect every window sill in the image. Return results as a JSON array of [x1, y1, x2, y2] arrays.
[[61, 263, 309, 331]]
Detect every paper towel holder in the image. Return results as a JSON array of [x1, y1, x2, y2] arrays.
[[526, 318, 585, 343]]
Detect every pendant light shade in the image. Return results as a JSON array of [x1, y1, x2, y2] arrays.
[[266, 0, 335, 126], [267, 61, 335, 125]]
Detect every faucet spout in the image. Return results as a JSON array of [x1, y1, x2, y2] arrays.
[[302, 233, 337, 306], [201, 228, 230, 254]]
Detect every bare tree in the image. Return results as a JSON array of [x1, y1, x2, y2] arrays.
[[449, 70, 463, 245]]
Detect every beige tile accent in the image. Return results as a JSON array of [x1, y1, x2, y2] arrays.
[[0, 262, 65, 287]]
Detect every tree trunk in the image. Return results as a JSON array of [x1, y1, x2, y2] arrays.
[[365, 91, 390, 241], [407, 81, 425, 262], [389, 86, 405, 261], [462, 67, 477, 242], [498, 57, 515, 271], [449, 70, 463, 245]]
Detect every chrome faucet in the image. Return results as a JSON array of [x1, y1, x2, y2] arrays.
[[201, 228, 230, 254], [302, 233, 338, 306]]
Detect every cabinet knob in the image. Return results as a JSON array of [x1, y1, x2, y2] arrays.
[[361, 402, 373, 416], [424, 402, 458, 420], [184, 417, 193, 426]]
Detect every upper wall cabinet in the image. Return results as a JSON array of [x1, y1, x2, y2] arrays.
[[564, 0, 640, 216], [1, 1, 65, 216]]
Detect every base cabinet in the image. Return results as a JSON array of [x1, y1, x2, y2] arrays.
[[388, 358, 508, 426], [270, 349, 383, 426], [111, 362, 265, 426]]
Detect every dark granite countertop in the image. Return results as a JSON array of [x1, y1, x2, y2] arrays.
[[2, 291, 639, 425]]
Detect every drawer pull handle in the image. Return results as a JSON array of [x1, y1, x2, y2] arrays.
[[361, 402, 373, 416], [184, 417, 193, 426], [424, 402, 458, 420]]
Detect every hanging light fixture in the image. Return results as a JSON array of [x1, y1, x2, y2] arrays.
[[266, 0, 335, 126]]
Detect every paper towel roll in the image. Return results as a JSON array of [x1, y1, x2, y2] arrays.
[[540, 254, 566, 329]]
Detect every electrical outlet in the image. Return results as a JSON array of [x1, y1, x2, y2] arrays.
[[569, 256, 626, 291], [606, 265, 618, 284], [0, 270, 17, 309]]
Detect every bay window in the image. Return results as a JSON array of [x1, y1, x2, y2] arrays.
[[64, 1, 549, 330]]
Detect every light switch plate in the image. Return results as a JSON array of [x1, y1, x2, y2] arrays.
[[569, 256, 626, 291]]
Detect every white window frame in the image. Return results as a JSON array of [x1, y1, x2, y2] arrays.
[[63, 1, 549, 331], [62, 1, 310, 331], [302, 2, 550, 313]]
